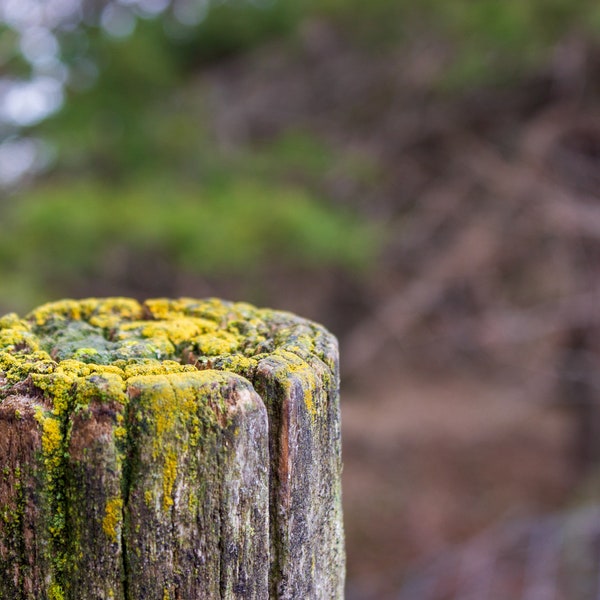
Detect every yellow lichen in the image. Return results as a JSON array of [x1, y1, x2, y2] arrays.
[[0, 327, 38, 353], [40, 416, 63, 467], [71, 347, 100, 362], [123, 360, 194, 379], [193, 331, 240, 356], [126, 371, 237, 512], [272, 349, 319, 419], [75, 370, 127, 406], [187, 490, 198, 513], [140, 317, 216, 345], [219, 354, 258, 373], [86, 297, 143, 329], [303, 386, 315, 417], [2, 297, 331, 438], [32, 369, 77, 416], [182, 297, 232, 323], [31, 299, 83, 326], [0, 312, 21, 329], [162, 452, 178, 511], [102, 497, 123, 543], [144, 298, 186, 320], [31, 297, 143, 329], [48, 582, 65, 600]]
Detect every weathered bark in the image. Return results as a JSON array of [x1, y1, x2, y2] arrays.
[[65, 395, 126, 599], [124, 372, 269, 600], [251, 331, 344, 599], [0, 396, 52, 600], [0, 298, 344, 599]]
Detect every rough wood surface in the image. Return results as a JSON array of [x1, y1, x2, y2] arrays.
[[0, 298, 344, 599]]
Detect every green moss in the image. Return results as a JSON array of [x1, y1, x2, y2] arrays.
[[33, 405, 69, 594]]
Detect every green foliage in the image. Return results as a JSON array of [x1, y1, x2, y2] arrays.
[[0, 5, 382, 313], [0, 25, 30, 77], [167, 0, 303, 66], [0, 175, 377, 306], [29, 0, 600, 167], [41, 20, 186, 178], [308, 0, 600, 87], [427, 0, 600, 87], [7, 0, 600, 314]]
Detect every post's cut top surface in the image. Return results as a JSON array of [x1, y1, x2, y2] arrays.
[[0, 297, 338, 412]]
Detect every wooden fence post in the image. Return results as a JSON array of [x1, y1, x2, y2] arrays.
[[0, 298, 344, 599]]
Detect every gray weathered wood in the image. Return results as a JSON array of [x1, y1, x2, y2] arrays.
[[124, 372, 269, 600], [0, 298, 344, 599], [0, 396, 52, 600]]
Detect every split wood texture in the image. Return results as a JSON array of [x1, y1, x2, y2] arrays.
[[0, 298, 344, 599]]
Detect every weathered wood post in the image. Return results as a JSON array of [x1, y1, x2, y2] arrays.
[[0, 298, 344, 599]]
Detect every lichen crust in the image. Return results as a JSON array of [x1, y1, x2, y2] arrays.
[[0, 296, 336, 413]]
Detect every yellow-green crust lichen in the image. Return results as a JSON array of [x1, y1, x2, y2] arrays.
[[102, 498, 124, 543], [0, 297, 335, 417]]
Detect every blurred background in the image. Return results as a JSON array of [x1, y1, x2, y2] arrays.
[[2, 0, 600, 597]]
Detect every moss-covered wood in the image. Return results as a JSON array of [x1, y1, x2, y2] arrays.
[[0, 396, 52, 600], [0, 298, 344, 599]]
